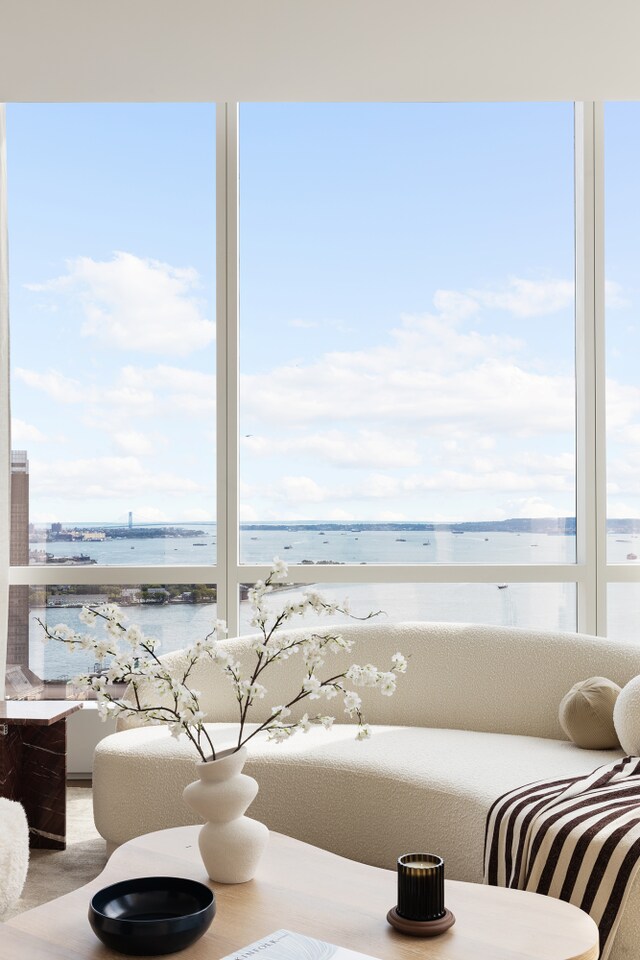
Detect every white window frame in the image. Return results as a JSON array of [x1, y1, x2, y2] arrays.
[[5, 101, 638, 642]]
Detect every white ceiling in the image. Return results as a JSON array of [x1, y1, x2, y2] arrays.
[[0, 0, 639, 102]]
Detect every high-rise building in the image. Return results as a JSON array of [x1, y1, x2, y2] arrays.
[[8, 450, 29, 667]]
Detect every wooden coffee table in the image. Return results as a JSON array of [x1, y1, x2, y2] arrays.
[[2, 827, 599, 960]]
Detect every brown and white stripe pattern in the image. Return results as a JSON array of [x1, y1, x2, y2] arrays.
[[484, 756, 640, 960]]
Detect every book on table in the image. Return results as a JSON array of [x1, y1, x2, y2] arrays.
[[221, 929, 379, 960]]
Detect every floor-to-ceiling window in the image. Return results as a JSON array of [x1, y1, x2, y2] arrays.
[[4, 101, 637, 696], [6, 104, 217, 693]]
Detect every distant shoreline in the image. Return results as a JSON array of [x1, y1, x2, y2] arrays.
[[27, 517, 640, 538]]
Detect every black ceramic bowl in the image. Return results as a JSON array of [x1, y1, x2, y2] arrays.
[[89, 876, 216, 956]]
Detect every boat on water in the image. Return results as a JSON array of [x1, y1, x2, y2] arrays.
[[396, 538, 407, 542], [423, 540, 431, 545], [283, 545, 292, 549], [497, 583, 508, 590], [192, 543, 207, 546]]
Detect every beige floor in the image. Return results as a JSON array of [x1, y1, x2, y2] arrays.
[[3, 783, 108, 920]]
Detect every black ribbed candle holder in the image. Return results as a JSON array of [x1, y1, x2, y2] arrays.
[[398, 853, 444, 920], [386, 853, 455, 938]]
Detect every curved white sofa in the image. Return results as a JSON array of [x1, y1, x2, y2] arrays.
[[94, 621, 640, 958]]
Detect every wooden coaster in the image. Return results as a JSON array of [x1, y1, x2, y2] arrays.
[[386, 906, 456, 937]]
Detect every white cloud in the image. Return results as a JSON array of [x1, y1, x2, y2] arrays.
[[326, 508, 355, 521], [182, 508, 215, 522], [280, 476, 330, 503], [242, 430, 421, 469], [403, 469, 572, 494], [242, 331, 574, 436], [122, 506, 169, 523], [432, 289, 479, 320], [288, 318, 318, 329], [114, 365, 215, 417], [15, 368, 85, 403], [11, 418, 46, 444], [605, 280, 630, 310], [29, 456, 206, 500], [506, 496, 565, 518], [27, 252, 214, 356], [239, 503, 259, 521], [111, 430, 157, 456], [606, 499, 640, 519], [470, 277, 574, 317]]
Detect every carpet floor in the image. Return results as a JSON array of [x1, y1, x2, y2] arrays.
[[3, 784, 108, 920]]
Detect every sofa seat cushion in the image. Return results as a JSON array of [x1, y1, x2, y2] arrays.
[[93, 722, 624, 882]]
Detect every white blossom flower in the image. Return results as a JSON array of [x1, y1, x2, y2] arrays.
[[271, 557, 289, 578], [302, 675, 322, 699], [377, 672, 397, 696], [343, 691, 362, 715], [79, 607, 98, 626], [124, 625, 143, 647], [298, 713, 312, 733], [356, 724, 372, 741], [271, 705, 291, 718], [391, 652, 408, 673], [38, 562, 406, 763], [267, 725, 294, 743]]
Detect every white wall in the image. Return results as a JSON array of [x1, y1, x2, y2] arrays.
[[0, 0, 639, 103], [67, 704, 117, 778]]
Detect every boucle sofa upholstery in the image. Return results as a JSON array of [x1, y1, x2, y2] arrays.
[[94, 621, 640, 959]]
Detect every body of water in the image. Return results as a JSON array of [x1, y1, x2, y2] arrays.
[[33, 524, 583, 566], [24, 524, 640, 680]]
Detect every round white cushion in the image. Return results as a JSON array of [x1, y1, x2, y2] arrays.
[[0, 798, 29, 915], [614, 674, 640, 755]]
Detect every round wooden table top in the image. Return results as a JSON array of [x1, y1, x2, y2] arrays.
[[5, 826, 599, 960]]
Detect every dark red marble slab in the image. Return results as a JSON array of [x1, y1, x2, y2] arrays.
[[21, 720, 67, 849], [0, 702, 82, 849], [0, 725, 22, 799]]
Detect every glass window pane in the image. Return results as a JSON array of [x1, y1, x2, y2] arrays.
[[605, 103, 640, 557], [607, 583, 640, 643], [239, 582, 577, 634], [7, 582, 217, 694], [239, 103, 576, 564], [240, 522, 575, 565], [8, 104, 216, 564]]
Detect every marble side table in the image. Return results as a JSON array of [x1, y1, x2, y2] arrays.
[[0, 701, 83, 849]]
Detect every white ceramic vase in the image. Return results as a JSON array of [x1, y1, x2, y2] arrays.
[[182, 744, 269, 883]]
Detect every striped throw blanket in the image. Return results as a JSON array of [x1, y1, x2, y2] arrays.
[[484, 755, 640, 960]]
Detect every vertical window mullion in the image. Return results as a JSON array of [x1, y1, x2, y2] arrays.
[[0, 105, 9, 695], [575, 102, 606, 636], [593, 103, 607, 636], [216, 103, 240, 637]]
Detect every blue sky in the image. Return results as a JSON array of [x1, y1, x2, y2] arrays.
[[6, 101, 638, 524]]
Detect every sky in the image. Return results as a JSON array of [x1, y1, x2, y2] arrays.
[[6, 102, 640, 524]]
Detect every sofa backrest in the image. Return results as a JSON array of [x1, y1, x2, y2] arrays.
[[117, 621, 640, 740]]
